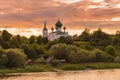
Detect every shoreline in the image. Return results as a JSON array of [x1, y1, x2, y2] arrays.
[[1, 63, 120, 75], [0, 68, 119, 77]]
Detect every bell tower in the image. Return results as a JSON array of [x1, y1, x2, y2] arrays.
[[43, 21, 48, 37]]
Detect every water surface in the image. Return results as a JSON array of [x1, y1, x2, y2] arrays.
[[0, 69, 120, 80]]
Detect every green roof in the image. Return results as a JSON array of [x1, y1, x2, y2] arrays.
[[55, 20, 63, 28]]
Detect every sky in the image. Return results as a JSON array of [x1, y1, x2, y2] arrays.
[[0, 0, 120, 37]]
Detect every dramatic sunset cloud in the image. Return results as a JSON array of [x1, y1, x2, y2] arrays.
[[0, 0, 120, 36]]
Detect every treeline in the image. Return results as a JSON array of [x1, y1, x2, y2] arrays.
[[0, 28, 120, 68], [73, 28, 120, 50]]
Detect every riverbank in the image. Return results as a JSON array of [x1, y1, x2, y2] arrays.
[[0, 63, 120, 74], [0, 69, 120, 80]]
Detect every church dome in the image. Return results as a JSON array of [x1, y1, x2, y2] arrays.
[[55, 20, 63, 28]]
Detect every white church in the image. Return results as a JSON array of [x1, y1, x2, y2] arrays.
[[42, 20, 70, 41]]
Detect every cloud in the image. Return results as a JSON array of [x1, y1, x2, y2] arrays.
[[0, 0, 120, 32]]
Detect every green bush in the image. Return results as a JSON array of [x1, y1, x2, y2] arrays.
[[69, 49, 95, 63], [114, 56, 120, 63], [93, 49, 114, 62], [51, 59, 61, 66], [35, 57, 45, 64], [0, 48, 8, 67], [49, 44, 68, 59], [106, 45, 116, 56], [79, 49, 95, 62], [49, 44, 95, 63], [6, 49, 27, 68], [22, 44, 45, 59]]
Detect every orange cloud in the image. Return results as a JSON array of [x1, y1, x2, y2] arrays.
[[0, 0, 120, 33]]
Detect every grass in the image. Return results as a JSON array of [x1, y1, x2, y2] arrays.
[[0, 64, 54, 74], [56, 62, 120, 70], [0, 62, 120, 74]]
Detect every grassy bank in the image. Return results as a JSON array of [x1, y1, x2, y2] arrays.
[[56, 63, 120, 70], [0, 63, 120, 74], [0, 64, 54, 74]]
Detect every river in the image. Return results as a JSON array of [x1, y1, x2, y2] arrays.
[[0, 69, 120, 80]]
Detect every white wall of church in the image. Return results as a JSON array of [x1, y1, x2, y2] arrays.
[[57, 27, 61, 32], [48, 32, 70, 41], [43, 30, 48, 37]]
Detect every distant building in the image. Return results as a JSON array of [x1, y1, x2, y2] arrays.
[[42, 20, 70, 41]]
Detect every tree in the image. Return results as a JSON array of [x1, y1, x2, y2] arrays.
[[59, 36, 73, 44], [93, 49, 114, 62], [1, 30, 12, 42], [21, 43, 45, 59], [10, 36, 20, 48], [29, 35, 36, 44], [47, 40, 58, 49], [64, 36, 73, 44], [6, 49, 27, 68], [16, 35, 22, 45], [91, 28, 112, 47], [36, 35, 42, 44], [68, 48, 95, 63], [79, 28, 91, 42], [112, 31, 120, 46], [49, 44, 68, 59], [1, 30, 12, 49], [59, 36, 65, 43], [73, 34, 79, 41], [21, 44, 37, 59], [42, 37, 49, 44], [21, 36, 29, 44], [106, 45, 116, 56], [2, 42, 10, 49], [0, 47, 8, 67]]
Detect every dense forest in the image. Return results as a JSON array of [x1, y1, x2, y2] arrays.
[[0, 28, 120, 69]]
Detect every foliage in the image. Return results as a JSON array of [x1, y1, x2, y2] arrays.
[[59, 36, 73, 44], [79, 28, 91, 42], [114, 56, 120, 63], [1, 42, 10, 49], [10, 36, 20, 48], [91, 28, 112, 47], [29, 35, 36, 44], [93, 49, 114, 62], [49, 44, 68, 59], [1, 30, 12, 42], [6, 49, 27, 68], [106, 45, 116, 56], [35, 57, 45, 64], [36, 35, 42, 44], [51, 59, 61, 66], [68, 49, 95, 63], [42, 37, 49, 44], [22, 43, 45, 59], [1, 29, 120, 69], [47, 40, 58, 49], [73, 42, 94, 50], [0, 48, 8, 67]]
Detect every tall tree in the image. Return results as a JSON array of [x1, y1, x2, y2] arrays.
[[36, 35, 42, 44], [42, 37, 49, 44], [29, 35, 36, 44], [79, 28, 91, 42], [112, 31, 120, 46], [1, 30, 12, 42], [10, 36, 20, 48], [91, 28, 112, 47]]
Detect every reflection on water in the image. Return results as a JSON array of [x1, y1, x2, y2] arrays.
[[0, 69, 120, 80]]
